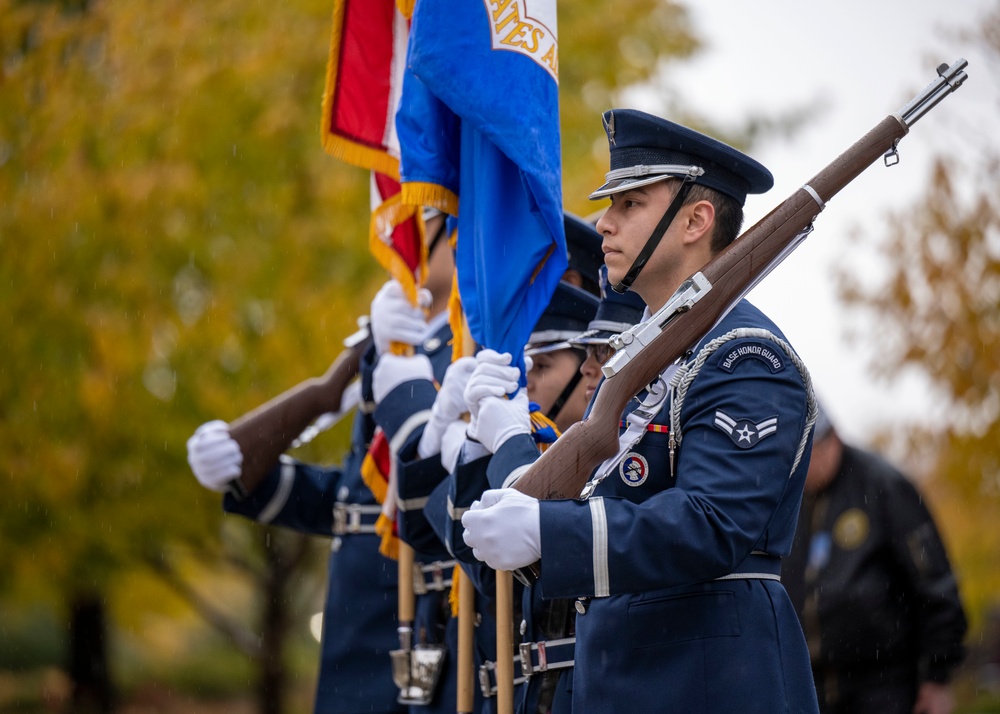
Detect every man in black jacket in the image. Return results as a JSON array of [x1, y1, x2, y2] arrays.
[[785, 405, 968, 714]]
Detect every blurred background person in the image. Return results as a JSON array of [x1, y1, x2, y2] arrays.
[[784, 404, 968, 714]]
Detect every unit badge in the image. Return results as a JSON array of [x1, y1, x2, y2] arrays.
[[619, 452, 649, 487], [713, 410, 778, 449], [718, 341, 785, 373], [833, 508, 869, 550]]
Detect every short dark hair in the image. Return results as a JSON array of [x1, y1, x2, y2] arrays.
[[662, 179, 744, 255], [684, 183, 744, 254]]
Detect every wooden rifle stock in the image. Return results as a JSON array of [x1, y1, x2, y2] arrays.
[[228, 325, 372, 495], [513, 59, 968, 503]]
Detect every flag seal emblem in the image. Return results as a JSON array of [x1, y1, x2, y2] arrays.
[[620, 452, 649, 487]]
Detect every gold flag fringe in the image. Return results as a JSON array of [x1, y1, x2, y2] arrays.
[[401, 181, 459, 217]]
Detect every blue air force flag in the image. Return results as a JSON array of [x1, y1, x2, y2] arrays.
[[396, 0, 567, 376]]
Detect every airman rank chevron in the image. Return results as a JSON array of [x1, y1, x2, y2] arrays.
[[718, 341, 785, 373], [714, 410, 778, 449]]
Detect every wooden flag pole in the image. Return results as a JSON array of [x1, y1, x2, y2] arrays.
[[456, 568, 476, 712], [495, 569, 515, 714]]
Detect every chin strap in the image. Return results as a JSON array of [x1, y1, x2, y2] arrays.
[[545, 351, 585, 424], [612, 179, 696, 294]]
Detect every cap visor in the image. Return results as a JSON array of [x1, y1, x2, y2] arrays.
[[588, 174, 673, 200]]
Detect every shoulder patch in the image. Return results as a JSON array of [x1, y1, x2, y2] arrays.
[[718, 340, 785, 373], [714, 410, 778, 449]]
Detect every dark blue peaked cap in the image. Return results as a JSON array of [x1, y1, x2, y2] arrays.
[[589, 109, 774, 205], [525, 281, 599, 356], [570, 265, 646, 345], [563, 213, 603, 296]]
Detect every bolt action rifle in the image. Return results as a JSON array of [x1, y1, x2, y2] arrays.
[[226, 319, 372, 496], [504, 61, 969, 714], [511, 60, 968, 501]]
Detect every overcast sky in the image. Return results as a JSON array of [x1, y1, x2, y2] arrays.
[[623, 0, 996, 444]]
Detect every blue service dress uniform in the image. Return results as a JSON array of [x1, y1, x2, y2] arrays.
[[369, 316, 486, 714], [223, 344, 402, 714], [489, 300, 820, 714], [223, 317, 453, 714], [427, 451, 521, 714], [438, 431, 573, 714]]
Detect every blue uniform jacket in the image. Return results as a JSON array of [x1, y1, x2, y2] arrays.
[[488, 300, 820, 714], [425, 456, 520, 714], [224, 343, 403, 714], [443, 437, 568, 714], [222, 319, 454, 714], [371, 319, 486, 714]]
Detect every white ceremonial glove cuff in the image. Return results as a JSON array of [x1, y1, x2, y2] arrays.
[[464, 349, 521, 440], [461, 488, 541, 571], [469, 388, 531, 454], [373, 353, 434, 404], [187, 420, 243, 492], [418, 356, 476, 458], [369, 280, 430, 355], [439, 420, 469, 474]]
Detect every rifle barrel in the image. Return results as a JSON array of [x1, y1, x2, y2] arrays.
[[513, 60, 969, 502]]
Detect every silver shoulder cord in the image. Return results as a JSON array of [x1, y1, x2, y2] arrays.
[[668, 328, 819, 479], [578, 326, 819, 499]]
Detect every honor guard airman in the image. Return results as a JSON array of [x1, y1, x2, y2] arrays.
[[462, 109, 822, 714], [365, 212, 605, 713], [187, 215, 455, 714], [423, 280, 597, 713]]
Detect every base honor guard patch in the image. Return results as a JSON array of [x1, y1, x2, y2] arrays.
[[714, 410, 778, 449], [718, 341, 785, 373], [620, 452, 649, 486]]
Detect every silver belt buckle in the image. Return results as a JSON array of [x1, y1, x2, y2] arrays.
[[519, 642, 534, 677], [333, 503, 347, 535], [413, 560, 453, 595], [478, 661, 495, 698], [333, 503, 363, 534], [392, 644, 448, 705], [333, 503, 374, 535]]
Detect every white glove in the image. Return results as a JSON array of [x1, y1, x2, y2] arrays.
[[464, 350, 521, 443], [187, 420, 243, 492], [473, 388, 531, 454], [440, 420, 469, 473], [418, 356, 477, 459], [462, 488, 541, 571], [373, 353, 434, 403], [369, 280, 431, 355]]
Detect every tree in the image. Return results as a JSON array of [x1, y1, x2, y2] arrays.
[[834, 6, 1000, 633], [0, 1, 368, 711]]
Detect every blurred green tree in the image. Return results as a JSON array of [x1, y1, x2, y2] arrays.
[[0, 1, 371, 712]]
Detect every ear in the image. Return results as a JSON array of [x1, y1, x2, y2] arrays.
[[679, 199, 715, 247]]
